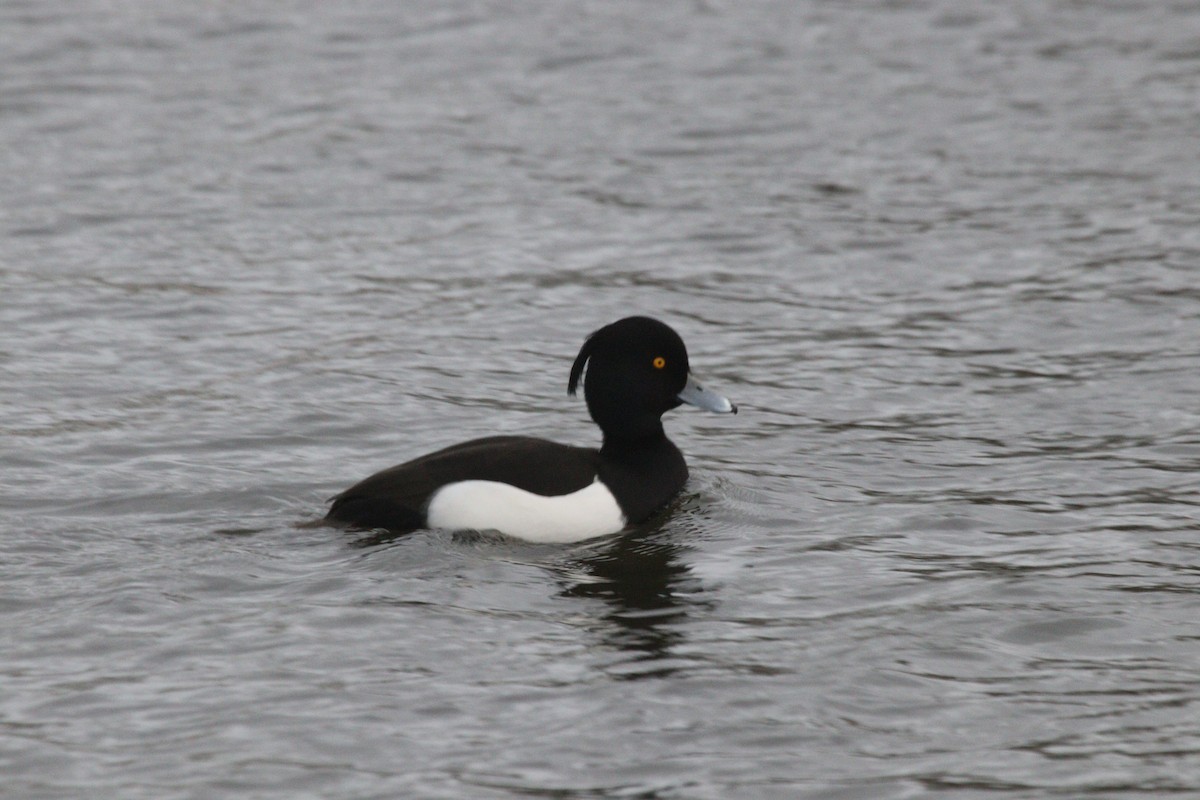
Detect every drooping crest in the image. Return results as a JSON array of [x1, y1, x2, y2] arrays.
[[567, 328, 599, 396]]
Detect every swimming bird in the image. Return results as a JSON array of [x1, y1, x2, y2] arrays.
[[324, 316, 736, 543]]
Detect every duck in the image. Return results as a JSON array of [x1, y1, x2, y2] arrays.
[[323, 316, 737, 543]]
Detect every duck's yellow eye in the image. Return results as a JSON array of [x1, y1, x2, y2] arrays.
[[652, 356, 666, 369]]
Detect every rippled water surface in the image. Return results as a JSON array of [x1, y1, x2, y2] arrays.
[[3, 1, 1200, 797]]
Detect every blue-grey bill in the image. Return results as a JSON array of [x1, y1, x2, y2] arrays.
[[678, 373, 737, 414]]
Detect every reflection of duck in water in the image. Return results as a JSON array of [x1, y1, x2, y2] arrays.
[[323, 317, 735, 543], [559, 511, 715, 676]]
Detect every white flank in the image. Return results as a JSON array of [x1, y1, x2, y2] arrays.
[[425, 477, 626, 543]]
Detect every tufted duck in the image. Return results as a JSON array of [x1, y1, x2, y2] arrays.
[[324, 316, 736, 542]]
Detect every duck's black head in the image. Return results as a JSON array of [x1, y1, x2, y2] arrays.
[[568, 316, 735, 443]]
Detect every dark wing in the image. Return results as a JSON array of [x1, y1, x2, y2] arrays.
[[325, 436, 600, 531]]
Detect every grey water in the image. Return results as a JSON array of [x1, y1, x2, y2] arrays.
[[3, 1, 1199, 797]]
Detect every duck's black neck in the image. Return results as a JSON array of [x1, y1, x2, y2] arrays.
[[598, 427, 688, 524], [599, 422, 669, 457]]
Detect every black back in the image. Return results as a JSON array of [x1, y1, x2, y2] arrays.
[[326, 436, 600, 532]]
